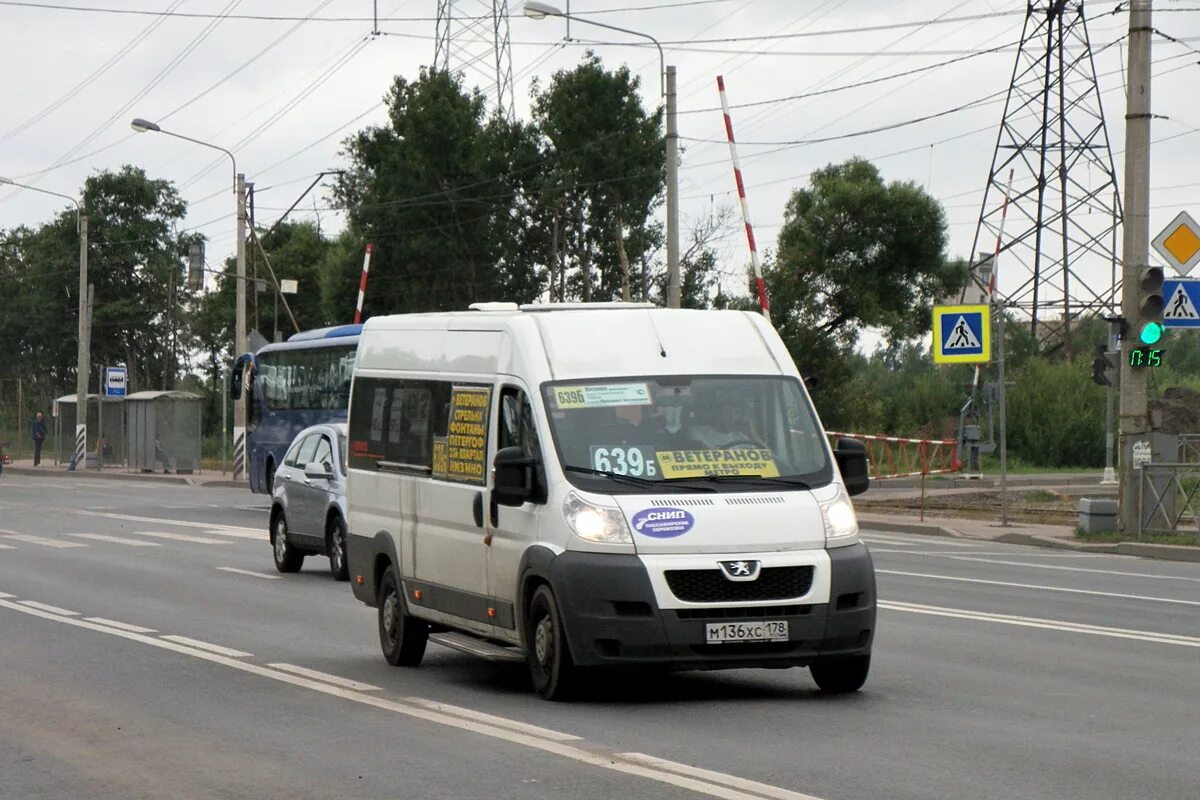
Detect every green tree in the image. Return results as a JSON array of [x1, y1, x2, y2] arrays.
[[532, 53, 665, 302], [763, 158, 966, 425], [327, 68, 542, 317]]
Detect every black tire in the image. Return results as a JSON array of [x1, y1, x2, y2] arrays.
[[377, 565, 428, 667], [810, 654, 870, 694], [525, 585, 580, 701], [271, 512, 305, 573], [326, 515, 349, 582]]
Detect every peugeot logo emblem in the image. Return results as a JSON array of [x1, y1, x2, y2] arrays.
[[719, 560, 761, 581]]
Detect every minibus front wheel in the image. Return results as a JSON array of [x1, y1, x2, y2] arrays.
[[526, 585, 580, 701]]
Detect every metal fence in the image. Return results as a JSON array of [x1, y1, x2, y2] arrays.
[[826, 432, 960, 480], [1137, 463, 1200, 541], [1180, 435, 1200, 464]]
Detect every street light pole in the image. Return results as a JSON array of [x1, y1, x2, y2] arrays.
[[0, 177, 89, 468], [523, 2, 680, 307], [131, 118, 248, 480]]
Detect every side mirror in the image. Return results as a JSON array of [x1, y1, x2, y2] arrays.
[[305, 461, 334, 480], [229, 353, 254, 400], [493, 446, 536, 507], [834, 437, 870, 496], [803, 375, 819, 393]]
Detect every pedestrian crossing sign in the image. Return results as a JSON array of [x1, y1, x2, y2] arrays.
[[1162, 278, 1200, 328], [932, 304, 991, 364]]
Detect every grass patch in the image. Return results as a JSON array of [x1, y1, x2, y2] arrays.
[[1076, 530, 1199, 546], [1022, 489, 1060, 503]]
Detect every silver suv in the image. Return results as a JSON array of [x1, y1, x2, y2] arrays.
[[269, 423, 350, 580]]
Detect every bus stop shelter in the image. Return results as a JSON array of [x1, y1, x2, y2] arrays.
[[124, 391, 203, 474], [53, 393, 126, 468]]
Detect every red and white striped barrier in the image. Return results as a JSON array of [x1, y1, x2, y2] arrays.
[[717, 76, 769, 319], [354, 242, 374, 325], [826, 431, 961, 479]]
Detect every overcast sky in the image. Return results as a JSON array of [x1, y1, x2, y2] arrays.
[[2, 0, 1199, 312]]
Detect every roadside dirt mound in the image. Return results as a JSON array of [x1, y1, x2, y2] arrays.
[[1151, 386, 1200, 434]]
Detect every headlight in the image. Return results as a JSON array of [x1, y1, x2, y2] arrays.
[[563, 491, 632, 544], [821, 491, 859, 547]]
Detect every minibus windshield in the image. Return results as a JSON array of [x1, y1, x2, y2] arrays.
[[542, 375, 832, 492]]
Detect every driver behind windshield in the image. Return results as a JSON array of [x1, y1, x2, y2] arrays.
[[686, 389, 760, 449]]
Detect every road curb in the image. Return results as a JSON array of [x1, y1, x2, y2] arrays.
[[860, 512, 1197, 561], [0, 466, 237, 487]]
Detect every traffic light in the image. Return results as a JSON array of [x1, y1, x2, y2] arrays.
[[1091, 344, 1119, 386], [1137, 262, 1165, 330], [187, 242, 205, 291]]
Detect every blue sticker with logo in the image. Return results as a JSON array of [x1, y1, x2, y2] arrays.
[[631, 507, 695, 538]]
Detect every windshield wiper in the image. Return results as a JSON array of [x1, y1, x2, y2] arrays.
[[563, 465, 715, 492], [667, 474, 813, 489]]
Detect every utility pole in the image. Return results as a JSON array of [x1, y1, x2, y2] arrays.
[[1118, 0, 1154, 531], [666, 65, 680, 309], [233, 172, 248, 481], [75, 214, 89, 469]]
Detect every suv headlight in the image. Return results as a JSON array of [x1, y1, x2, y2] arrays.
[[821, 490, 859, 547], [563, 491, 632, 544]]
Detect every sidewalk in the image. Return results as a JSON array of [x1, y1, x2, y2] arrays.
[[858, 510, 1200, 564], [1, 459, 245, 488]]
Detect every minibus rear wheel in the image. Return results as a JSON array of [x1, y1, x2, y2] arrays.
[[378, 565, 427, 667]]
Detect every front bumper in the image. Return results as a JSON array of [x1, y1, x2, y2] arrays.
[[549, 542, 875, 670]]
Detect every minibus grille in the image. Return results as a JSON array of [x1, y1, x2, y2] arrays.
[[665, 566, 814, 603]]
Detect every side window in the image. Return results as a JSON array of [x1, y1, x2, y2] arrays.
[[283, 436, 305, 468], [498, 386, 545, 501], [388, 384, 432, 466], [348, 378, 389, 470], [291, 435, 320, 468], [312, 436, 333, 469], [499, 388, 541, 459]]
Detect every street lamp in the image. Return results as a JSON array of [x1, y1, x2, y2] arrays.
[[523, 1, 680, 308], [132, 117, 249, 480], [0, 176, 90, 469]]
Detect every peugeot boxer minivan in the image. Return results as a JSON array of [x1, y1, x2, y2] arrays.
[[345, 303, 874, 699]]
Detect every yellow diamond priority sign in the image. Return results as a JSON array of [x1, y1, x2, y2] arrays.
[[1151, 211, 1200, 275]]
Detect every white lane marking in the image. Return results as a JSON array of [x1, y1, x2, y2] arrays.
[[70, 510, 261, 535], [860, 536, 919, 547], [0, 531, 87, 549], [133, 530, 233, 545], [618, 752, 825, 800], [206, 529, 265, 541], [0, 598, 819, 800], [84, 617, 158, 634], [0, 591, 14, 598], [18, 600, 79, 616], [0, 543, 13, 550], [160, 635, 253, 658], [216, 567, 281, 580], [878, 569, 1200, 608], [880, 600, 1200, 648], [70, 533, 160, 547], [402, 697, 582, 742], [937, 554, 1200, 583], [268, 663, 383, 692]]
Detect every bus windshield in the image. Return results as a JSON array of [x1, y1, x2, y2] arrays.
[[541, 375, 832, 492]]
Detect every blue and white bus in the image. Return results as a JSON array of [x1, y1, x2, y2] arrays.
[[234, 324, 361, 494]]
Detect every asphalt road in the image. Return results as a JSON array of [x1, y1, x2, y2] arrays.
[[1, 473, 1197, 800]]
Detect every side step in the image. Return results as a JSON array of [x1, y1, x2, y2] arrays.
[[429, 631, 525, 663]]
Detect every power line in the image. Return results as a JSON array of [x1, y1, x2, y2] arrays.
[[0, 0, 734, 20]]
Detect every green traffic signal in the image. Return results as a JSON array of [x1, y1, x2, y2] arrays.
[[1139, 321, 1164, 345]]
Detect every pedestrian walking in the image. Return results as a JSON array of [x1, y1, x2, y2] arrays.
[[31, 412, 47, 467]]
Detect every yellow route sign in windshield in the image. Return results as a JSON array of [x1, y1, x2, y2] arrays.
[[655, 448, 780, 479]]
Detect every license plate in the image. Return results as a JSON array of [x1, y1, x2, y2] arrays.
[[705, 620, 789, 644]]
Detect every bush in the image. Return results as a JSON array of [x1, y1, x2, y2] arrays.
[[1004, 357, 1105, 467]]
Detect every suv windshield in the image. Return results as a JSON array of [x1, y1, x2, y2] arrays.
[[542, 375, 832, 493]]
